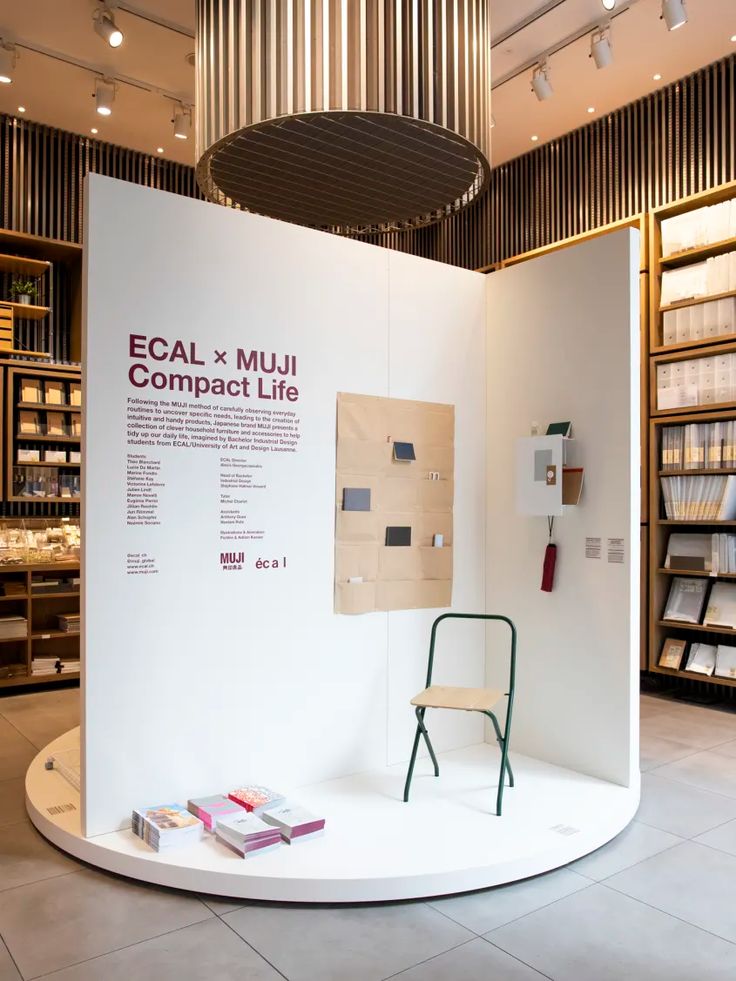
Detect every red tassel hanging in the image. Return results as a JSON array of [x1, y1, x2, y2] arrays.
[[541, 516, 557, 592], [541, 543, 557, 592]]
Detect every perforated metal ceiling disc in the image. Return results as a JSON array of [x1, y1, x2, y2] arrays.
[[197, 111, 488, 234]]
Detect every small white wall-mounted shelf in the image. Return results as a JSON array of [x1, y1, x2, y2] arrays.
[[516, 435, 582, 516]]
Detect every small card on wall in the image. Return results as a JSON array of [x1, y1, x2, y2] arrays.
[[607, 537, 625, 563], [585, 537, 602, 559], [392, 441, 416, 462]]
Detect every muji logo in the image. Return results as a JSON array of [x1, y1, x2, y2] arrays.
[[220, 551, 244, 571]]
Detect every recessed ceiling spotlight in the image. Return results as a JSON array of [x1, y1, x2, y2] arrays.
[[173, 106, 191, 140], [590, 26, 613, 69], [661, 0, 687, 31], [95, 77, 115, 116], [531, 61, 553, 101], [731, 34, 736, 42], [0, 40, 18, 84], [157, 147, 164, 153], [587, 106, 595, 113], [531, 134, 539, 142], [653, 72, 662, 81], [93, 6, 124, 48], [91, 127, 98, 134], [17, 106, 25, 113], [601, 0, 616, 9]]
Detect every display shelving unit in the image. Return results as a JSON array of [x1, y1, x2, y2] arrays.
[[5, 364, 81, 504], [648, 178, 736, 690], [0, 562, 80, 687], [0, 250, 52, 357]]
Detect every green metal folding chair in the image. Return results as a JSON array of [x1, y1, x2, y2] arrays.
[[403, 612, 517, 816]]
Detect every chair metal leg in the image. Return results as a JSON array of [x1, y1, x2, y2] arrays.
[[416, 707, 440, 777], [403, 707, 439, 803], [486, 710, 514, 787]]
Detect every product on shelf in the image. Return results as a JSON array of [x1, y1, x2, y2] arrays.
[[660, 475, 736, 520], [660, 251, 736, 305], [69, 382, 81, 406], [715, 645, 736, 679], [131, 803, 203, 852], [685, 643, 717, 676], [662, 577, 708, 624], [20, 379, 41, 403], [659, 637, 687, 669], [0, 615, 27, 639], [56, 612, 80, 633], [657, 354, 736, 411], [662, 297, 736, 346], [665, 532, 736, 574], [0, 519, 80, 565], [703, 582, 736, 628], [661, 199, 736, 257], [44, 380, 65, 404], [19, 410, 41, 435], [660, 422, 736, 470]]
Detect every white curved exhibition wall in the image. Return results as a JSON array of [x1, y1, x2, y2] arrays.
[[55, 175, 640, 897]]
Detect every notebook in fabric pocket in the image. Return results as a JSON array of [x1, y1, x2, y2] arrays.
[[385, 526, 411, 546]]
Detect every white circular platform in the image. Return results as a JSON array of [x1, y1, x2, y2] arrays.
[[27, 728, 638, 903]]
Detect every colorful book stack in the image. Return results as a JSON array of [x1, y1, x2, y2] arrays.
[[131, 803, 203, 852], [187, 794, 243, 832], [227, 785, 285, 814], [214, 810, 282, 858], [262, 802, 326, 843]]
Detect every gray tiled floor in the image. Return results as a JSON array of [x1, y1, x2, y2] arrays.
[[0, 690, 735, 980]]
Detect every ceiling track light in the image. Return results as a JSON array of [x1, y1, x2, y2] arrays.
[[0, 40, 18, 85], [173, 105, 192, 140], [590, 25, 613, 69], [661, 0, 687, 31], [601, 0, 616, 10], [95, 77, 115, 116], [93, 6, 124, 48], [531, 61, 553, 102]]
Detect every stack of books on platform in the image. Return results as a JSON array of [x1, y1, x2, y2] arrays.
[[227, 785, 285, 814], [59, 659, 80, 674], [187, 794, 243, 832], [262, 802, 326, 844], [214, 810, 282, 858], [32, 657, 60, 676], [56, 613, 80, 633], [131, 803, 203, 852]]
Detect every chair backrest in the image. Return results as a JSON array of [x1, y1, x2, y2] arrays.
[[424, 613, 517, 697]]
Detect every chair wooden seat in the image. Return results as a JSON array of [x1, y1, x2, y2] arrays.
[[411, 685, 503, 712]]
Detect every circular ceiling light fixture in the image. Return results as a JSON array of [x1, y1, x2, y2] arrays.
[[0, 41, 18, 85], [601, 0, 616, 9], [95, 77, 115, 116], [94, 6, 123, 48], [195, 0, 492, 235]]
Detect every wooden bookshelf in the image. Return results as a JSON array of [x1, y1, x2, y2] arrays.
[[0, 561, 80, 689], [5, 364, 82, 503]]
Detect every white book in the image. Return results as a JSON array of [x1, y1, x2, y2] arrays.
[[261, 802, 325, 839], [715, 644, 736, 680], [718, 475, 736, 520], [703, 582, 736, 628], [215, 811, 276, 844], [685, 643, 717, 676], [663, 577, 708, 623], [665, 534, 712, 572]]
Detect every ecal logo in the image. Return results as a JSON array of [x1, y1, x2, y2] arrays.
[[220, 551, 244, 571]]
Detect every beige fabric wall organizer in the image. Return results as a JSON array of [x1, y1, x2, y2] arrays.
[[334, 392, 454, 614]]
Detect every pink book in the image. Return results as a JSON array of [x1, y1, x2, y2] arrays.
[[187, 795, 242, 832], [227, 785, 285, 814]]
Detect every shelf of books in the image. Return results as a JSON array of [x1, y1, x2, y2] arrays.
[[649, 180, 736, 358], [5, 365, 82, 503], [649, 409, 736, 687]]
